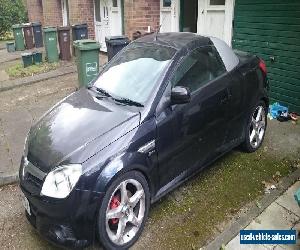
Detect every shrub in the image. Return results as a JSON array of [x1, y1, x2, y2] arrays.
[[0, 0, 27, 37]]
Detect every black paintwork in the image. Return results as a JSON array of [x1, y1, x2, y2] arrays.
[[19, 32, 268, 248]]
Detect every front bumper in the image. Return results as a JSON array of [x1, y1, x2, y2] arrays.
[[20, 182, 104, 249]]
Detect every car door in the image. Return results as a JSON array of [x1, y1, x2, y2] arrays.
[[156, 46, 230, 190]]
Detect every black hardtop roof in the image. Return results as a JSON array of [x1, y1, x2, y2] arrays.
[[134, 32, 212, 50]]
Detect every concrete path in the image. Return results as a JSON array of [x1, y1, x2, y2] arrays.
[[225, 182, 300, 250]]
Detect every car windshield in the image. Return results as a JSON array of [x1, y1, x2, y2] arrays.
[[93, 43, 176, 105]]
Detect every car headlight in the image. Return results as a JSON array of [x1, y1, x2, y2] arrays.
[[41, 164, 82, 199]]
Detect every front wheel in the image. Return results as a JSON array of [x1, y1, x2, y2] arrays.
[[241, 101, 267, 152], [97, 171, 150, 250]]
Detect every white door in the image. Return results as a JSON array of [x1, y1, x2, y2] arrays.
[[160, 0, 180, 32], [94, 0, 122, 52], [110, 0, 122, 36], [197, 0, 234, 46]]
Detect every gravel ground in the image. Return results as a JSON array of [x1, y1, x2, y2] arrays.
[[0, 73, 78, 176], [0, 184, 58, 250]]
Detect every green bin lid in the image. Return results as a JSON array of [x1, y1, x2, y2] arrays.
[[74, 39, 101, 50], [12, 24, 23, 29], [43, 26, 57, 32]]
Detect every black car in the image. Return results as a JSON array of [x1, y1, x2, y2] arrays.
[[19, 32, 268, 249]]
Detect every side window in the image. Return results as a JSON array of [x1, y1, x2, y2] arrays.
[[171, 47, 226, 92]]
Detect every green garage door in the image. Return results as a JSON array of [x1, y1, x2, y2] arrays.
[[232, 0, 300, 113]]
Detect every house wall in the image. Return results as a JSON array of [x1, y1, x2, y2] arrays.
[[42, 0, 63, 27], [68, 0, 95, 39], [124, 0, 160, 39], [232, 0, 300, 113], [26, 0, 44, 24], [26, 0, 95, 38]]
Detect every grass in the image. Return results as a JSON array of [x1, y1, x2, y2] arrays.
[[5, 62, 59, 79], [138, 146, 298, 249]]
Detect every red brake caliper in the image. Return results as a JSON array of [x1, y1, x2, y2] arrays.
[[109, 195, 120, 225]]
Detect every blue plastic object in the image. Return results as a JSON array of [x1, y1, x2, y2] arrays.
[[269, 102, 288, 119]]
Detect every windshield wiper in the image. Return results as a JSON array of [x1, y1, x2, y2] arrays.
[[94, 87, 112, 97], [113, 97, 144, 107]]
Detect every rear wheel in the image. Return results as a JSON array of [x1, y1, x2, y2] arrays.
[[241, 101, 267, 152], [97, 171, 150, 250]]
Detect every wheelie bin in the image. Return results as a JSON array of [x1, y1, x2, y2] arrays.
[[73, 39, 100, 87], [58, 26, 71, 61], [71, 23, 88, 56], [32, 22, 43, 48], [43, 27, 59, 63], [23, 23, 34, 49], [105, 36, 130, 61], [12, 24, 25, 51]]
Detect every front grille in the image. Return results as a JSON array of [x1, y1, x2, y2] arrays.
[[26, 173, 43, 188]]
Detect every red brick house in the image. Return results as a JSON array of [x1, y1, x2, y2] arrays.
[[25, 0, 300, 113], [26, 0, 160, 51], [26, 0, 235, 50]]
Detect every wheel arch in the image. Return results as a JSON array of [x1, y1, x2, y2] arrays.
[[94, 162, 154, 198], [261, 96, 269, 109]]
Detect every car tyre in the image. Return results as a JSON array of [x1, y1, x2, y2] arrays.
[[241, 101, 267, 152], [97, 171, 150, 250]]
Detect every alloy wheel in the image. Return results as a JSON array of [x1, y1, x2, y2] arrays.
[[105, 179, 145, 245], [249, 105, 266, 148]]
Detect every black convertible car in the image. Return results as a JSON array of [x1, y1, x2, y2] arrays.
[[19, 32, 268, 249]]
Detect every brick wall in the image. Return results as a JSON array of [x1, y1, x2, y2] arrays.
[[26, 0, 44, 24], [68, 0, 95, 39], [25, 0, 161, 43], [42, 0, 63, 27], [124, 0, 160, 39]]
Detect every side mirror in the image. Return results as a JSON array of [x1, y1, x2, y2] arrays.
[[171, 86, 191, 105]]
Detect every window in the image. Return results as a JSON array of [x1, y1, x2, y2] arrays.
[[112, 0, 118, 7], [210, 0, 225, 5], [93, 44, 176, 104], [171, 47, 226, 92], [95, 0, 101, 22], [163, 0, 171, 7]]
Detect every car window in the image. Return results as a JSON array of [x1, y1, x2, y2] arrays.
[[171, 46, 226, 92], [93, 44, 176, 104]]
